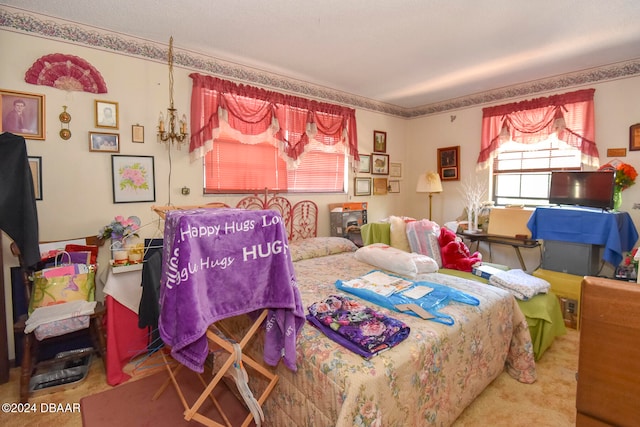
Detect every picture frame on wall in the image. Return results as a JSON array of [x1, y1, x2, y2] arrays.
[[354, 177, 372, 196], [95, 99, 119, 129], [132, 124, 144, 143], [630, 123, 640, 151], [0, 89, 45, 140], [373, 130, 387, 153], [388, 179, 400, 193], [371, 153, 390, 175], [389, 162, 402, 178], [358, 154, 371, 173], [89, 131, 120, 152], [28, 156, 42, 200], [437, 145, 460, 181], [111, 155, 156, 203], [373, 178, 388, 195]]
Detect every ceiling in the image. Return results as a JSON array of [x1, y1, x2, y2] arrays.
[[3, 0, 640, 111]]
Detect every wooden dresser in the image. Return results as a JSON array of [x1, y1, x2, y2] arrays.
[[576, 276, 640, 426]]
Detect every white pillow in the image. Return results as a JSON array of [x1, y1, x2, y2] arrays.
[[354, 243, 438, 278], [389, 215, 414, 252]]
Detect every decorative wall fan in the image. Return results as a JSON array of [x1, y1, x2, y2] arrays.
[[25, 53, 108, 93]]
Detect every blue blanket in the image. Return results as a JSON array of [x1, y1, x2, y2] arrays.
[[336, 270, 479, 325], [158, 208, 305, 373]]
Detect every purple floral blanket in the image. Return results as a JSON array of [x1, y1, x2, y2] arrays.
[[158, 208, 305, 373], [307, 294, 410, 358]]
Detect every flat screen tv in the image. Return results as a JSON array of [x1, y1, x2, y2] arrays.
[[549, 170, 616, 210]]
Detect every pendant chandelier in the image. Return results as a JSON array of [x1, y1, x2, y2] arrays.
[[158, 36, 188, 147]]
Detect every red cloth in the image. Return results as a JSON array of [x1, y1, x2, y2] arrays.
[[105, 296, 149, 386], [477, 88, 597, 168]]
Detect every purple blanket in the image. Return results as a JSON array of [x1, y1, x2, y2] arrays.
[[158, 208, 305, 373], [307, 294, 410, 359]]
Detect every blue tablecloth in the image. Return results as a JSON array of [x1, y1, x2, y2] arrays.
[[527, 206, 638, 266]]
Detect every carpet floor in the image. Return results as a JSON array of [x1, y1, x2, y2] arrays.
[[80, 369, 251, 426], [0, 328, 579, 426]]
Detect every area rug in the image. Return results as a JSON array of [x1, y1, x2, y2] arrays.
[[80, 369, 250, 426]]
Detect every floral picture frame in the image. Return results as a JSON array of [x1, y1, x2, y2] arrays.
[[111, 155, 155, 203], [0, 89, 45, 140]]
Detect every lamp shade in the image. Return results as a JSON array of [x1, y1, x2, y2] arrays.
[[416, 171, 443, 193]]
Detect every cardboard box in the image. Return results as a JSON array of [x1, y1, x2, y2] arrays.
[[329, 202, 368, 211], [329, 203, 367, 237], [487, 207, 534, 238]]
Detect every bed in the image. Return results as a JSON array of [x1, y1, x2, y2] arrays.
[[154, 193, 536, 426], [257, 237, 536, 426]]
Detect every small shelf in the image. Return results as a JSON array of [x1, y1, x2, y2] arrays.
[[110, 263, 143, 274]]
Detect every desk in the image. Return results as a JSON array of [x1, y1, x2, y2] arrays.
[[458, 231, 541, 271], [527, 206, 638, 266], [103, 266, 148, 386]]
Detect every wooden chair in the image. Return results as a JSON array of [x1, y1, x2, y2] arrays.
[[11, 237, 107, 403]]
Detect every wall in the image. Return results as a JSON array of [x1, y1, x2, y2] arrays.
[[406, 77, 640, 269], [0, 29, 409, 359], [3, 24, 640, 359]]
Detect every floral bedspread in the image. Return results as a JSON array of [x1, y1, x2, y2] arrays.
[[245, 240, 536, 426]]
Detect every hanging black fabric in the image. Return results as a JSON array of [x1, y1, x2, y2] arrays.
[[0, 132, 40, 267]]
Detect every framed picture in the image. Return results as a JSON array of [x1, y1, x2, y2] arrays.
[[630, 123, 640, 151], [111, 155, 156, 203], [373, 178, 388, 195], [388, 179, 400, 193], [95, 100, 119, 129], [437, 145, 460, 181], [371, 153, 390, 175], [389, 162, 402, 178], [354, 177, 372, 196], [132, 124, 144, 143], [0, 89, 45, 140], [28, 156, 42, 200], [89, 131, 120, 152], [358, 154, 371, 173], [373, 130, 387, 153]]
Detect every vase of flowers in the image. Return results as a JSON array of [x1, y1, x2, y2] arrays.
[[98, 215, 141, 263], [612, 162, 638, 211]]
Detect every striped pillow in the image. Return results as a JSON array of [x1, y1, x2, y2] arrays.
[[406, 219, 442, 268]]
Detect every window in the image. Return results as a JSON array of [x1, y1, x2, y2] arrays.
[[493, 136, 582, 206], [204, 137, 346, 194], [189, 74, 358, 194], [478, 89, 598, 206]]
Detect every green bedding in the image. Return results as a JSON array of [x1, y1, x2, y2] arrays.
[[439, 268, 566, 360]]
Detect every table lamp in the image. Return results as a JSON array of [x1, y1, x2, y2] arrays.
[[416, 171, 443, 220]]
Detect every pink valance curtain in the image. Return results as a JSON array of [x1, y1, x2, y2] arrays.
[[189, 73, 359, 164], [477, 88, 598, 168]]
